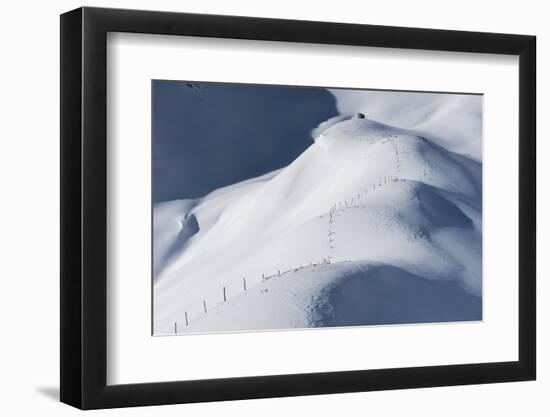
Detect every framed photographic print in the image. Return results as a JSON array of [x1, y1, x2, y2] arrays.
[[60, 6, 536, 409]]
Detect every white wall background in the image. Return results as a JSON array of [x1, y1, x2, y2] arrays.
[[0, 0, 545, 415]]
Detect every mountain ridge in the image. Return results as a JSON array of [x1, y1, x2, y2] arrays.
[[153, 115, 482, 335]]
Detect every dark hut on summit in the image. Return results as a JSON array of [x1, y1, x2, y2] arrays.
[[356, 112, 366, 119]]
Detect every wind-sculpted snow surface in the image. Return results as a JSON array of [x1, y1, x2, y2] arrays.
[[153, 112, 482, 335]]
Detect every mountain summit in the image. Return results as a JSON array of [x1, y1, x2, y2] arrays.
[[153, 114, 482, 334]]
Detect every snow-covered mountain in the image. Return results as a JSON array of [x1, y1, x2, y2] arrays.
[[153, 101, 482, 335]]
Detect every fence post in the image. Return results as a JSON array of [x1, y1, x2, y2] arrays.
[[243, 277, 247, 291], [185, 311, 188, 326], [223, 286, 227, 302], [203, 299, 207, 314], [174, 322, 177, 334]]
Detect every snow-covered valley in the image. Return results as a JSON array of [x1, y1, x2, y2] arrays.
[[153, 99, 482, 335]]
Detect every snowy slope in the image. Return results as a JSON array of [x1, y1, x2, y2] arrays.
[[153, 113, 482, 335], [328, 90, 482, 160]]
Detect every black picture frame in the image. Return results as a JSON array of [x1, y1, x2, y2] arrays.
[[60, 6, 536, 410]]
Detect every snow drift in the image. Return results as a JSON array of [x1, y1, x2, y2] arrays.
[[327, 89, 482, 160]]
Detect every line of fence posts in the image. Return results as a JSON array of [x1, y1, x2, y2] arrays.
[[174, 173, 404, 332], [327, 173, 403, 268]]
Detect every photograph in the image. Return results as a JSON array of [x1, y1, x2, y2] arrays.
[[152, 81, 483, 335]]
